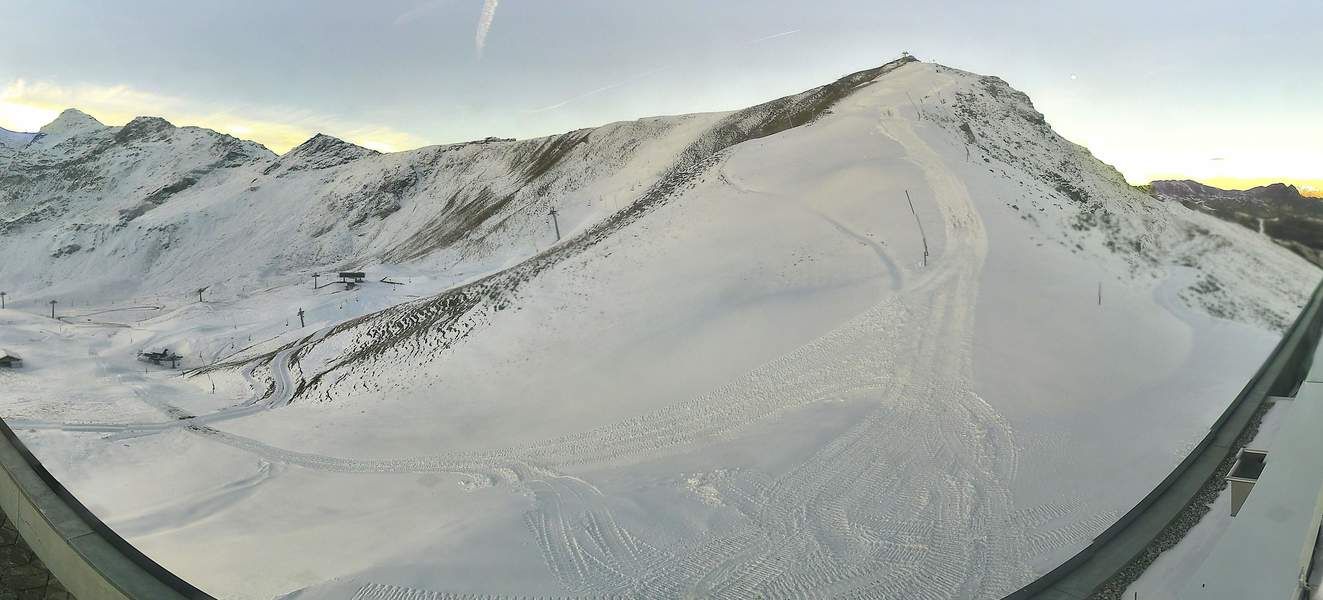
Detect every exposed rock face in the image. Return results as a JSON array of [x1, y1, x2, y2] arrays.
[[1151, 179, 1323, 267]]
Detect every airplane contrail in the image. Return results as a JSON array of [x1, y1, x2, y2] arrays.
[[525, 66, 672, 114], [476, 0, 500, 58], [746, 29, 801, 45]]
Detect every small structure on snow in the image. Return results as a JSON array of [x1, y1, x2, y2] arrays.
[[0, 349, 23, 368], [1227, 448, 1268, 516], [138, 348, 182, 368], [338, 271, 366, 289]]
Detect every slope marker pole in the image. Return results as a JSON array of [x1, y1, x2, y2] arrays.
[[906, 91, 924, 121], [906, 190, 929, 267]]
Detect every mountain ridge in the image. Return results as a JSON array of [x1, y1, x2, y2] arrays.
[[0, 56, 1314, 328], [1151, 178, 1323, 267]]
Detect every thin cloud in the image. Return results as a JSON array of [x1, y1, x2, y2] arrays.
[[394, 0, 450, 26], [475, 0, 500, 58]]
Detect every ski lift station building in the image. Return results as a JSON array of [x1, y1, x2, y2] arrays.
[[0, 349, 22, 368]]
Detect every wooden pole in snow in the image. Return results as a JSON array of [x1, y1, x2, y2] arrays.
[[906, 91, 924, 121], [906, 190, 929, 267], [549, 207, 561, 241]]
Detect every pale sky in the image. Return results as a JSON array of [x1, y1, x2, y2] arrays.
[[1, 0, 1319, 193]]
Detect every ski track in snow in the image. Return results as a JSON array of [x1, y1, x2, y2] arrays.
[[8, 324, 333, 437]]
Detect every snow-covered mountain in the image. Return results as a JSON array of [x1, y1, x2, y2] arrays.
[[0, 123, 39, 163], [1, 63, 1311, 328], [0, 57, 1318, 599], [1151, 179, 1323, 267], [0, 101, 721, 306], [0, 124, 38, 147]]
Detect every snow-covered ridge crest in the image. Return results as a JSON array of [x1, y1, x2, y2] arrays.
[[263, 133, 378, 176]]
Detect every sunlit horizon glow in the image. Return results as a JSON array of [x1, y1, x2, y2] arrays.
[[1144, 175, 1323, 197], [0, 79, 423, 154], [3, 78, 1316, 196], [0, 1, 1317, 190]]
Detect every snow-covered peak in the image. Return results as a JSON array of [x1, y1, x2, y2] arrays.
[[288, 133, 375, 159], [114, 115, 177, 142], [38, 108, 105, 136], [265, 133, 377, 175]]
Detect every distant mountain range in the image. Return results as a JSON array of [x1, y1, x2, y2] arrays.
[[1149, 180, 1323, 267]]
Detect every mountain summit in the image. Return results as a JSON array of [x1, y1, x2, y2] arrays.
[[37, 108, 105, 136], [265, 133, 378, 175]]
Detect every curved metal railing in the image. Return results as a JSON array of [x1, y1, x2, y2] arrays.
[[0, 417, 215, 599]]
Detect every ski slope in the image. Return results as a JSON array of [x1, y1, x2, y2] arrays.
[[0, 59, 1318, 599]]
